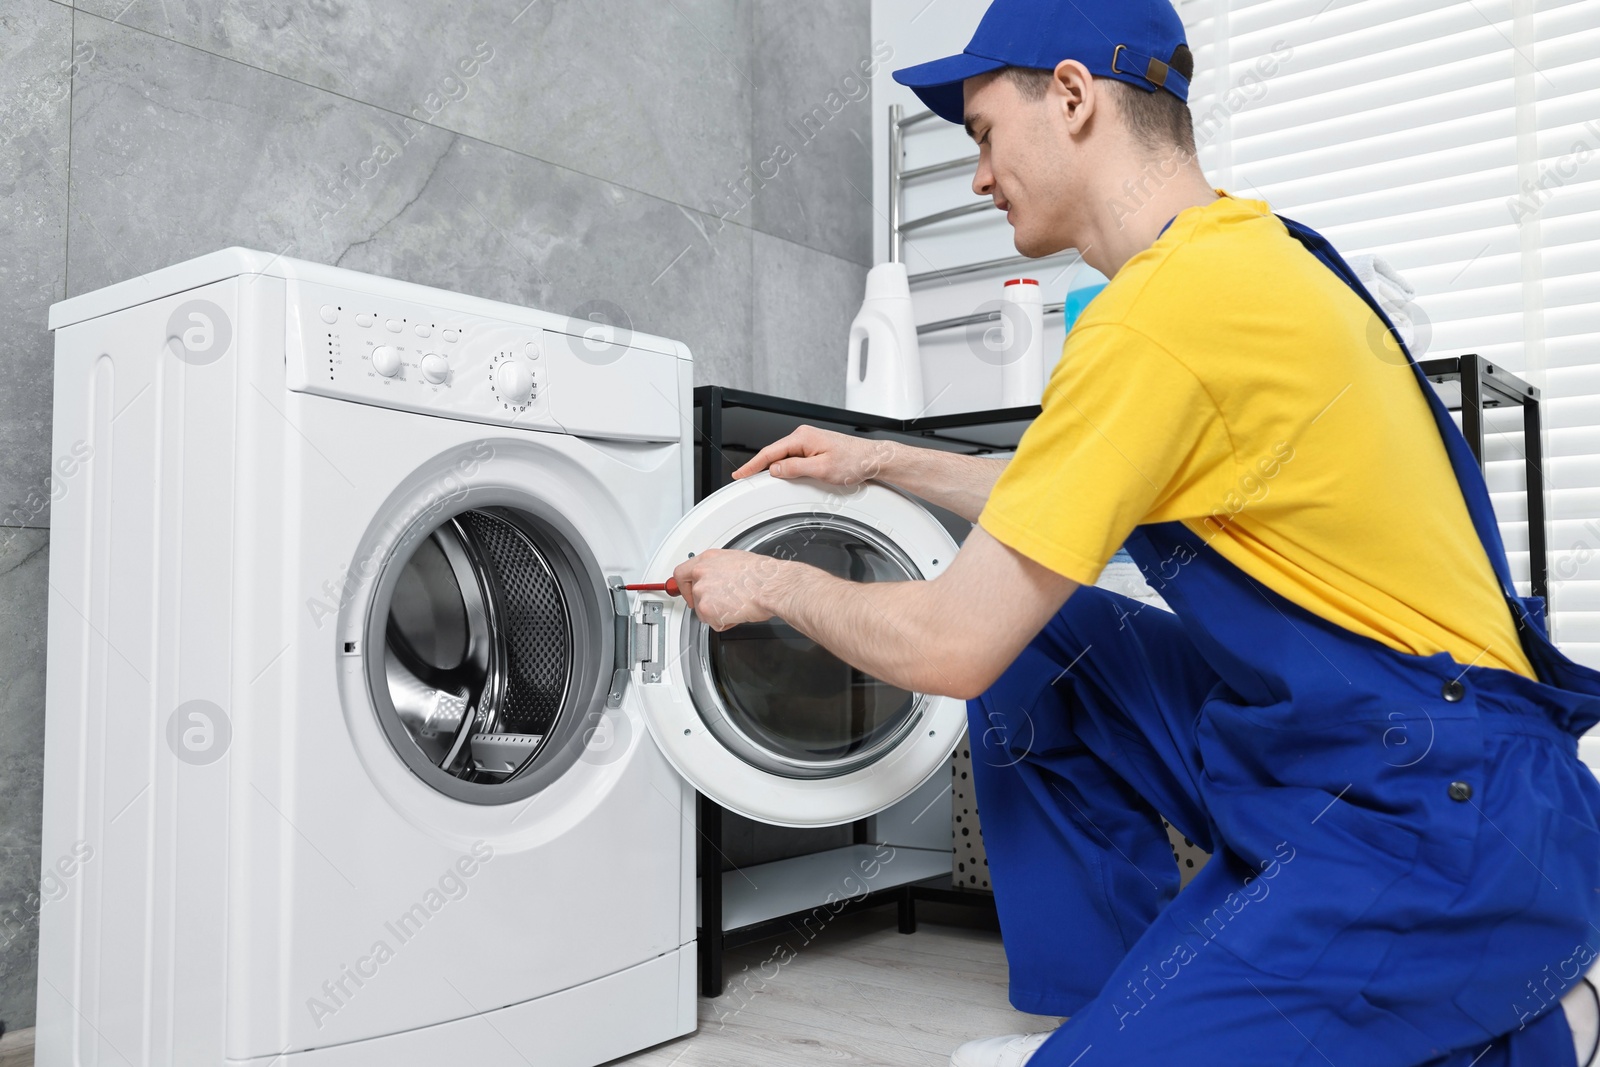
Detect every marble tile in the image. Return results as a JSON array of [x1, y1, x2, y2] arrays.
[[0, 0, 73, 530], [0, 528, 49, 1030], [329, 136, 754, 392], [71, 0, 755, 214], [748, 0, 876, 267], [751, 231, 867, 408], [67, 13, 458, 292], [66, 16, 753, 387]]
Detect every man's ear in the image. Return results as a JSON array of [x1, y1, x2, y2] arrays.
[[1050, 59, 1096, 129]]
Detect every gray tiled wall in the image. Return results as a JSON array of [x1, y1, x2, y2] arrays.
[[0, 0, 874, 1030]]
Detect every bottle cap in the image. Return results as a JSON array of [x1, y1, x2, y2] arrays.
[[1004, 278, 1039, 287], [864, 262, 913, 301]]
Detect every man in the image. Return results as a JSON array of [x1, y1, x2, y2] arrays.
[[672, 1, 1600, 1064]]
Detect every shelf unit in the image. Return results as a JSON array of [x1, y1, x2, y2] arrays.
[[1418, 354, 1547, 600]]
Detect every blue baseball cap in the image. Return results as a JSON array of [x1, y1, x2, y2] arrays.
[[892, 0, 1190, 125]]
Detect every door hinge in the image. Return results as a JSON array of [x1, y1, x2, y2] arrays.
[[633, 601, 665, 681], [607, 577, 666, 707]]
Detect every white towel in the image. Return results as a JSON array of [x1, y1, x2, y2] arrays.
[[1346, 253, 1415, 314], [1347, 253, 1415, 299], [1345, 253, 1420, 351]]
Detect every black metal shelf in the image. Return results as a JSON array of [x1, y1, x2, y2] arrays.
[[1418, 355, 1546, 600], [694, 386, 1039, 493]]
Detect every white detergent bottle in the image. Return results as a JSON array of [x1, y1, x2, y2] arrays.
[[1000, 277, 1045, 407], [845, 263, 923, 419]]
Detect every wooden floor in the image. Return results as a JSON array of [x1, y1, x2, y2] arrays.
[[0, 1028, 31, 1067], [613, 911, 1062, 1067], [1, 912, 1059, 1067]]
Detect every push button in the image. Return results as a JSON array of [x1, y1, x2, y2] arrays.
[[1442, 679, 1465, 703], [1448, 781, 1473, 802]]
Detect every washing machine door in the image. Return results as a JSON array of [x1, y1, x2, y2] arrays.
[[629, 472, 966, 827]]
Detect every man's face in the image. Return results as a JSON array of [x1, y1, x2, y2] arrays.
[[963, 69, 1081, 259]]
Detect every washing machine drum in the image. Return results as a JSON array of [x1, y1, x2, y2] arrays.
[[377, 508, 584, 789]]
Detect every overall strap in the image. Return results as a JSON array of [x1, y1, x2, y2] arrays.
[[1273, 214, 1529, 624]]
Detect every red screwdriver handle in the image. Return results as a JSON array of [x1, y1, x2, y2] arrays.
[[622, 577, 682, 597]]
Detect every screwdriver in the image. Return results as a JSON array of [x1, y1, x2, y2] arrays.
[[623, 578, 683, 597]]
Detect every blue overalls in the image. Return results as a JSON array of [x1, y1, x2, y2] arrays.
[[970, 217, 1600, 1066]]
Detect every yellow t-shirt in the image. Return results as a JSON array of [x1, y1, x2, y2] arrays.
[[980, 193, 1535, 678]]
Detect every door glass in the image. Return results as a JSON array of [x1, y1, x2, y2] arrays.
[[688, 515, 924, 779]]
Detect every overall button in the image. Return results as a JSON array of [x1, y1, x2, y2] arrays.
[[385, 318, 403, 333], [415, 324, 433, 339], [1448, 781, 1474, 802], [355, 312, 375, 328], [1442, 679, 1466, 703], [319, 304, 339, 324]]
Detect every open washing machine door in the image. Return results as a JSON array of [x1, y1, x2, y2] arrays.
[[625, 472, 967, 827]]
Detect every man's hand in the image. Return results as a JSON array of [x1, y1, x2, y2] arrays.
[[734, 424, 1008, 525], [673, 527, 1077, 699], [672, 549, 795, 631], [733, 425, 896, 486]]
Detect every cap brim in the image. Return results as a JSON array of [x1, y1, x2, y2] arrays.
[[891, 52, 1007, 125]]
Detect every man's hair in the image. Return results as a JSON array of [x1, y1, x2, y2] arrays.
[[1006, 47, 1197, 155]]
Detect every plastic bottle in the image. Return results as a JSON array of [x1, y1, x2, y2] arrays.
[[845, 263, 924, 419], [1000, 278, 1045, 407]]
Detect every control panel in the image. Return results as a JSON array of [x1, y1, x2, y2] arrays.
[[284, 279, 682, 441]]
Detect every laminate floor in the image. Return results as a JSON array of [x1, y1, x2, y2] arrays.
[[0, 1030, 29, 1067], [612, 911, 1062, 1067]]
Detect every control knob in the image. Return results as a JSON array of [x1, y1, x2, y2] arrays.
[[420, 353, 449, 385], [371, 345, 401, 378], [495, 360, 534, 404]]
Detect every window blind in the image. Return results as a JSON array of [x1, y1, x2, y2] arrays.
[[1181, 0, 1600, 665]]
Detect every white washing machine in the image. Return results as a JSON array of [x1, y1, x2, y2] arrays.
[[39, 250, 966, 1066]]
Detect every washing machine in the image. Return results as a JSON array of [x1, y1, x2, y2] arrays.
[[39, 249, 966, 1065]]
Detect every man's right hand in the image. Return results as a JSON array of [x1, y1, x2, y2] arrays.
[[733, 425, 897, 488]]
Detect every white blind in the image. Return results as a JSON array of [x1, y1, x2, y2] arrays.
[[1182, 0, 1600, 666]]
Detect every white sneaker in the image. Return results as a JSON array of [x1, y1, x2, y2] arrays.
[[1563, 975, 1600, 1066], [949, 1031, 1053, 1067]]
